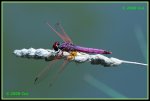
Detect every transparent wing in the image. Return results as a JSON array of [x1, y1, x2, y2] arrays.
[[49, 59, 69, 87], [55, 22, 73, 44], [34, 59, 59, 85], [47, 22, 73, 43]]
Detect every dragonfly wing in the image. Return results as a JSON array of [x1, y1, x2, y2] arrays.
[[47, 22, 67, 42], [55, 22, 73, 44], [49, 59, 69, 87], [34, 59, 59, 85]]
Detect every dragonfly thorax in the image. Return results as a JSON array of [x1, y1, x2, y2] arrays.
[[58, 42, 75, 52]]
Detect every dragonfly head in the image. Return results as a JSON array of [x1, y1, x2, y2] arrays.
[[53, 41, 60, 51]]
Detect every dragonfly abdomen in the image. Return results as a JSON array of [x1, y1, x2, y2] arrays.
[[59, 42, 111, 54], [74, 46, 112, 54]]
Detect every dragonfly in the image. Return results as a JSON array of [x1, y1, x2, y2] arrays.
[[34, 22, 112, 86]]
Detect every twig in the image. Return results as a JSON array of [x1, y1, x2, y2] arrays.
[[13, 48, 147, 67]]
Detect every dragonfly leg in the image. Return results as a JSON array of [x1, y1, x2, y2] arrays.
[[67, 51, 78, 60], [54, 49, 64, 59], [55, 49, 64, 58]]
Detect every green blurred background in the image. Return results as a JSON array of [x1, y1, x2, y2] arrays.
[[3, 2, 148, 98]]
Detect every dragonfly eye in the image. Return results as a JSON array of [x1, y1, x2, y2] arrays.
[[53, 42, 60, 51]]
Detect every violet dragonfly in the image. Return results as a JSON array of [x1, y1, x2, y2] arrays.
[[34, 22, 112, 86]]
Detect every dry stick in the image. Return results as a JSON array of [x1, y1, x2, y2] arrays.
[[13, 48, 147, 67]]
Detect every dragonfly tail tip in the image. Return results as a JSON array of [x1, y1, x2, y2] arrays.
[[103, 51, 112, 54]]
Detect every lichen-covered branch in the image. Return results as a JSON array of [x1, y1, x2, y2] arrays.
[[13, 48, 147, 67]]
